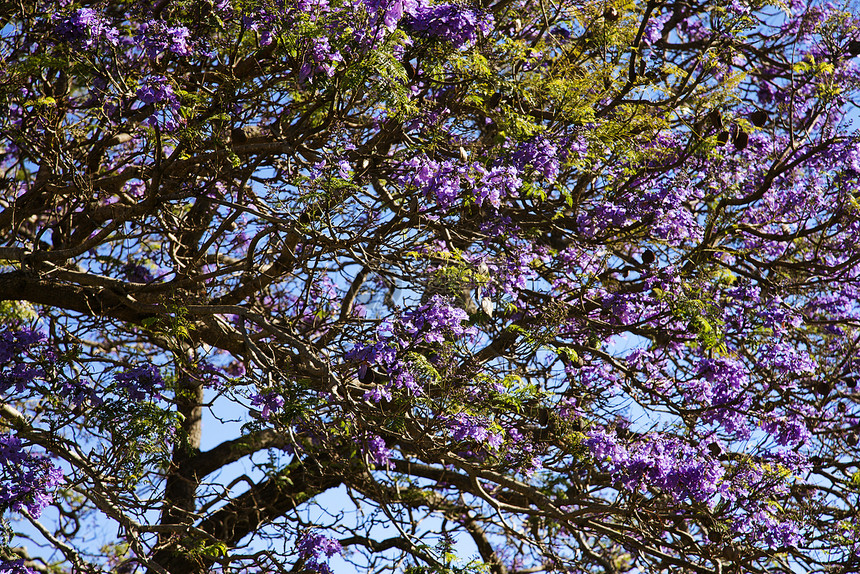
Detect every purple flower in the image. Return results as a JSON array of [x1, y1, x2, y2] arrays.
[[0, 363, 44, 395], [122, 263, 154, 283], [137, 76, 177, 106], [692, 356, 752, 437], [54, 8, 119, 49], [347, 340, 397, 368], [443, 413, 502, 451], [137, 21, 194, 60], [757, 340, 817, 375], [642, 11, 670, 46], [0, 328, 45, 364], [473, 165, 521, 207], [733, 508, 802, 549], [182, 361, 221, 388], [0, 558, 36, 574], [0, 559, 38, 574], [397, 155, 463, 208], [762, 413, 811, 447], [584, 430, 725, 503], [511, 135, 561, 183], [0, 329, 46, 395], [296, 531, 342, 574], [0, 434, 64, 519], [114, 364, 164, 401], [364, 0, 421, 30], [251, 391, 285, 419], [402, 295, 476, 343], [57, 378, 102, 409], [137, 76, 183, 130], [363, 434, 392, 467], [362, 385, 392, 403], [407, 4, 493, 50], [727, 0, 751, 16]]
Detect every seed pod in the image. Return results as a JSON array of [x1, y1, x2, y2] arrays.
[[815, 381, 831, 396], [481, 296, 495, 317], [749, 110, 768, 127], [231, 125, 269, 144], [708, 110, 723, 131], [603, 7, 619, 21], [538, 407, 550, 427], [641, 249, 655, 265], [716, 131, 730, 146], [359, 365, 378, 384], [733, 128, 749, 150], [847, 432, 858, 446], [708, 442, 722, 457], [707, 529, 723, 543]]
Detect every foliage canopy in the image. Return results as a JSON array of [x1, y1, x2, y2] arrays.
[[2, 1, 860, 573]]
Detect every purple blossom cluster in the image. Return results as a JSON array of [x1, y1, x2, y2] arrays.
[[401, 295, 475, 343], [53, 8, 119, 49], [511, 135, 563, 183], [114, 364, 164, 401], [399, 134, 586, 210], [487, 243, 548, 300], [398, 155, 464, 208], [137, 76, 183, 131], [725, 452, 807, 548], [181, 361, 222, 388], [122, 263, 155, 284], [734, 508, 802, 548], [362, 433, 392, 467], [296, 531, 342, 574], [136, 21, 194, 60], [397, 154, 526, 209], [300, 36, 344, 82], [584, 430, 724, 503], [762, 413, 811, 447], [56, 378, 103, 410], [757, 340, 817, 375], [364, 0, 421, 30], [692, 356, 753, 438], [442, 412, 503, 451], [0, 329, 44, 364], [0, 434, 63, 519], [472, 165, 521, 208], [0, 329, 46, 395], [642, 10, 671, 45], [250, 391, 285, 419], [0, 560, 37, 574], [406, 3, 493, 50], [348, 295, 477, 398], [0, 364, 44, 396]]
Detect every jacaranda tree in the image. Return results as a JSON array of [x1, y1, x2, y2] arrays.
[[2, 0, 860, 573]]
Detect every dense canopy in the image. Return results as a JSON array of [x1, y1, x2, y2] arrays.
[[2, 1, 860, 573]]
